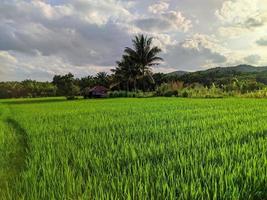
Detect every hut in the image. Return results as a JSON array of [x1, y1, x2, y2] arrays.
[[84, 86, 108, 98]]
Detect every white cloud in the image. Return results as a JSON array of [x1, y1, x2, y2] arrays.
[[244, 54, 261, 65], [69, 0, 134, 25], [182, 34, 225, 53], [148, 2, 169, 14], [136, 10, 192, 33], [0, 0, 134, 65], [0, 51, 17, 64], [0, 51, 18, 81], [256, 36, 267, 46], [215, 0, 264, 28], [1, 0, 267, 81], [214, 0, 267, 67], [163, 34, 227, 70], [218, 27, 250, 38]]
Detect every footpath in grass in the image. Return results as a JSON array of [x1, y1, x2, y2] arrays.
[[0, 104, 28, 199]]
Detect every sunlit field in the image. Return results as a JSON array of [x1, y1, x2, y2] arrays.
[[1, 98, 267, 199]]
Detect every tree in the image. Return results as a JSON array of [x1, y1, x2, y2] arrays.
[[52, 73, 80, 99], [112, 55, 140, 92], [79, 75, 96, 90], [124, 34, 163, 91], [95, 72, 110, 88]]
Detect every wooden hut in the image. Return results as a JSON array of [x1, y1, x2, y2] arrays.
[[84, 86, 108, 98]]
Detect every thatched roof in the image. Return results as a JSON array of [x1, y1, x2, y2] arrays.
[[89, 86, 108, 93]]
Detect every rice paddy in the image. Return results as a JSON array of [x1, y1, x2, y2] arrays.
[[1, 97, 267, 199]]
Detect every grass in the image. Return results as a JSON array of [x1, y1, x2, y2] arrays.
[[1, 97, 267, 199]]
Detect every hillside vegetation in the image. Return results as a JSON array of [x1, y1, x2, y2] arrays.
[[178, 65, 267, 86]]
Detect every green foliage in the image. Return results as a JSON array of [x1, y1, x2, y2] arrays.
[[1, 62, 267, 99], [243, 88, 267, 98], [156, 82, 182, 97], [53, 73, 80, 99], [113, 34, 163, 91], [0, 105, 27, 198], [78, 75, 96, 90], [178, 65, 267, 88], [95, 72, 110, 88], [0, 81, 56, 99], [1, 98, 267, 199], [180, 84, 224, 98]]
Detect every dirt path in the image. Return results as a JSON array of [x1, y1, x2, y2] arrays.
[[0, 106, 28, 199]]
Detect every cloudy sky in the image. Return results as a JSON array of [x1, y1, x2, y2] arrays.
[[0, 0, 267, 81]]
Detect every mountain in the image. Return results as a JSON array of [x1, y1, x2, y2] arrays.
[[169, 65, 267, 86], [169, 65, 267, 76], [202, 65, 267, 73], [167, 70, 189, 77]]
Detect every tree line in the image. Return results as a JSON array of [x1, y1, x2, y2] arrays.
[[1, 34, 267, 99]]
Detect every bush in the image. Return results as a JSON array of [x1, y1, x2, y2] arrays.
[[178, 84, 225, 98], [156, 82, 182, 97], [243, 88, 267, 98], [181, 90, 189, 97], [163, 90, 178, 97]]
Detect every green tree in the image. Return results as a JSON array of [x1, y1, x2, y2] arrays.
[[124, 34, 163, 91], [95, 72, 110, 88], [79, 76, 96, 90], [112, 55, 140, 92], [52, 73, 80, 99]]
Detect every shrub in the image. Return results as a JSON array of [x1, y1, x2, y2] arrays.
[[156, 81, 182, 97], [181, 90, 189, 97]]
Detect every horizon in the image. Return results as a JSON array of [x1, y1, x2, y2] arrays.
[[1, 0, 267, 81]]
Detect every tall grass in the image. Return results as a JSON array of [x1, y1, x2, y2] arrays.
[[1, 98, 267, 199]]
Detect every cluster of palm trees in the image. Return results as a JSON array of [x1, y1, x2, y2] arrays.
[[111, 34, 163, 91]]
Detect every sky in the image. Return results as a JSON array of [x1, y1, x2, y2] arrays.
[[0, 0, 267, 81]]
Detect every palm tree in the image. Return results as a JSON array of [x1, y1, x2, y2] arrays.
[[95, 72, 109, 87], [112, 55, 140, 92], [124, 34, 163, 91]]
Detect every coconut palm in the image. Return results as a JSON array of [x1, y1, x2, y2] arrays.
[[95, 72, 109, 87], [112, 55, 140, 92], [124, 34, 163, 91]]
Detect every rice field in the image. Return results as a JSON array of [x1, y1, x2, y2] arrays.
[[1, 97, 267, 199]]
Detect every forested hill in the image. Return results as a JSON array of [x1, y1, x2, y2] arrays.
[[171, 65, 267, 85]]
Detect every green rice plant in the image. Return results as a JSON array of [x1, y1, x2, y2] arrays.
[[1, 98, 267, 199]]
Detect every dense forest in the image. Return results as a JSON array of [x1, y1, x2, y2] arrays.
[[1, 35, 267, 99]]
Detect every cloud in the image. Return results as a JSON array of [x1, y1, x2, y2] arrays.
[[0, 51, 18, 81], [1, 0, 267, 81], [148, 2, 169, 14], [256, 36, 267, 46], [0, 0, 138, 80], [0, 0, 134, 67], [244, 17, 264, 28], [136, 10, 192, 33], [218, 27, 250, 38], [215, 0, 265, 28], [0, 51, 17, 64], [69, 0, 133, 25], [215, 0, 267, 63], [244, 54, 261, 64], [0, 51, 115, 81], [163, 34, 227, 70]]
